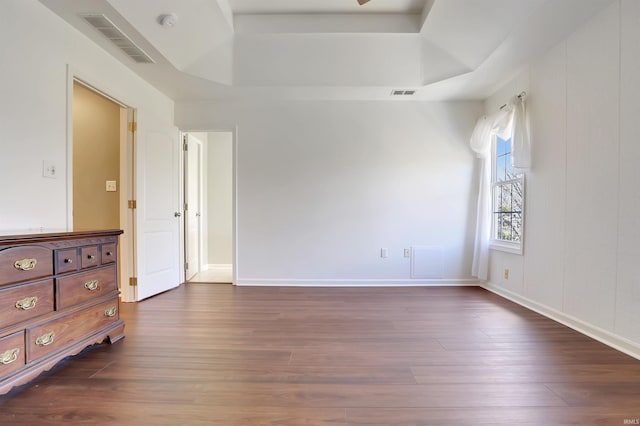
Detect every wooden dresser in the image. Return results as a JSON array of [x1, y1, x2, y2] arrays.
[[0, 230, 125, 395]]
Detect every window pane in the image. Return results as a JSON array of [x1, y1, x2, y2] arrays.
[[500, 184, 510, 212], [492, 179, 523, 242], [493, 185, 502, 212], [512, 213, 522, 242], [496, 154, 506, 181], [504, 152, 514, 180], [512, 181, 522, 213], [495, 137, 514, 182], [495, 212, 503, 240], [492, 137, 523, 246], [497, 137, 509, 156]]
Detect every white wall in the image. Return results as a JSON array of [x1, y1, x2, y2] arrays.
[[176, 100, 482, 285], [206, 132, 234, 266], [483, 0, 640, 357], [0, 0, 174, 233], [233, 34, 424, 86]]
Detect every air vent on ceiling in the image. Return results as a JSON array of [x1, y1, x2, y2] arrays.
[[391, 90, 416, 96], [81, 14, 155, 64]]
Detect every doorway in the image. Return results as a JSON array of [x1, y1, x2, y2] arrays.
[[184, 132, 203, 281], [71, 79, 135, 301], [70, 69, 182, 302], [184, 131, 234, 283], [72, 81, 122, 231]]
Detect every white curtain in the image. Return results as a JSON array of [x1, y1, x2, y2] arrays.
[[469, 96, 530, 280], [470, 146, 492, 280], [512, 97, 531, 169]]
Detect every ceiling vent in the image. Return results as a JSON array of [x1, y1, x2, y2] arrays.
[[391, 90, 416, 96], [81, 14, 155, 64]]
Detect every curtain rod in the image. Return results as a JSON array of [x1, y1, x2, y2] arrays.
[[500, 91, 527, 110]]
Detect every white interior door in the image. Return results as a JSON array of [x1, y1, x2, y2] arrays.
[[185, 133, 202, 280], [135, 125, 181, 300]]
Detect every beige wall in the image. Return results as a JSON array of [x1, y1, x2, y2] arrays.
[[73, 82, 121, 231]]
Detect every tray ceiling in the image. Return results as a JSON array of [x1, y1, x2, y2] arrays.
[[39, 0, 617, 101]]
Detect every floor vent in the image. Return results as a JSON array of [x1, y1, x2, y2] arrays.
[[81, 14, 155, 64]]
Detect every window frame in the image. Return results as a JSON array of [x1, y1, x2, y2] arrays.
[[490, 135, 524, 255]]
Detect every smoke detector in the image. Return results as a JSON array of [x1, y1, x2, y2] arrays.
[[158, 13, 178, 28]]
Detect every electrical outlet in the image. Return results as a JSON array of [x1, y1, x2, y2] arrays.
[[504, 268, 510, 280], [106, 180, 117, 192], [380, 248, 388, 258], [42, 161, 56, 178], [404, 248, 411, 257]]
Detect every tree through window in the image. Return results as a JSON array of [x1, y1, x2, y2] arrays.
[[492, 136, 523, 247]]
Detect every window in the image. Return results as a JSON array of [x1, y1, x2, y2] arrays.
[[491, 136, 524, 254]]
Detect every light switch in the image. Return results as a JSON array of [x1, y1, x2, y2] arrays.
[[106, 180, 117, 192]]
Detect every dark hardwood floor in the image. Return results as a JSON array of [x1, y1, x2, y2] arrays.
[[1, 284, 639, 425]]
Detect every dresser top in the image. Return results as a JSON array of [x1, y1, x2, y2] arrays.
[[0, 230, 123, 245]]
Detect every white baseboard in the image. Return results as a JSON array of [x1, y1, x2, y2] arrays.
[[481, 282, 640, 361], [205, 263, 232, 272], [236, 278, 480, 287]]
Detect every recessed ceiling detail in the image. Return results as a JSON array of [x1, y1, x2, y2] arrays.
[[38, 0, 617, 101], [228, 0, 428, 15]]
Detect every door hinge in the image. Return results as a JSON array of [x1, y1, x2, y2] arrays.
[[184, 262, 189, 271], [184, 202, 188, 211], [129, 277, 138, 286], [128, 121, 137, 132], [183, 142, 188, 151], [128, 200, 137, 209]]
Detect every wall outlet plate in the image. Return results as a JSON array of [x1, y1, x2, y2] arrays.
[[106, 180, 117, 192], [42, 161, 56, 178]]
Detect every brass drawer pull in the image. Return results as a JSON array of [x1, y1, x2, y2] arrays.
[[64, 258, 73, 264], [104, 306, 117, 317], [0, 348, 20, 365], [84, 280, 99, 291], [35, 331, 55, 347], [87, 255, 96, 260], [14, 258, 37, 271], [105, 251, 113, 256], [15, 296, 38, 310]]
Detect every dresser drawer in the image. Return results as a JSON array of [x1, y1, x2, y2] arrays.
[[101, 243, 116, 265], [0, 331, 25, 378], [55, 248, 78, 274], [26, 298, 119, 363], [0, 279, 54, 329], [57, 265, 117, 310], [80, 246, 99, 269], [0, 246, 53, 286]]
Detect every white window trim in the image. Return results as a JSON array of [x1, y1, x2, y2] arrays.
[[490, 238, 523, 255], [490, 136, 524, 256]]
